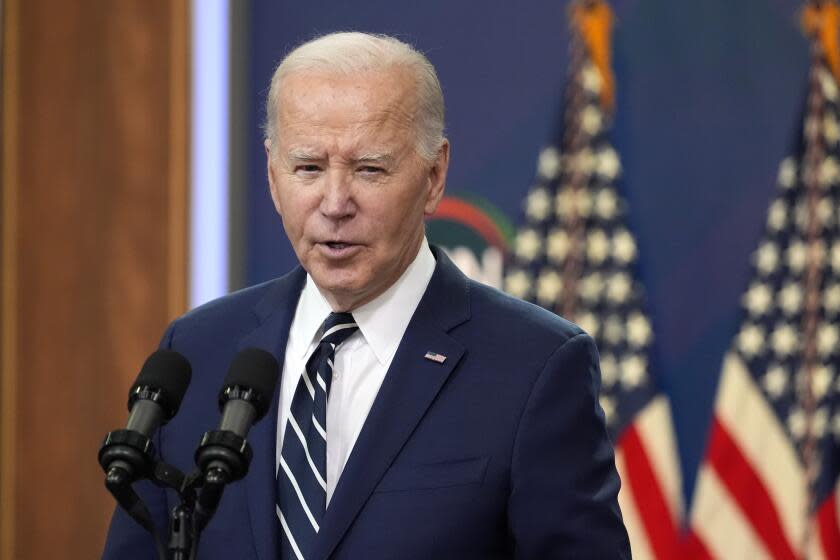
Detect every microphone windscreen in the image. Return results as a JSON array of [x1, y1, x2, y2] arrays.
[[130, 349, 193, 418], [222, 348, 279, 420]]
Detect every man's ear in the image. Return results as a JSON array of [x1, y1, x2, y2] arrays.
[[265, 139, 283, 216], [423, 138, 450, 215]]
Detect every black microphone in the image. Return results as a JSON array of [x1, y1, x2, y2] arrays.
[[99, 350, 192, 484], [216, 347, 278, 437], [194, 348, 278, 529]]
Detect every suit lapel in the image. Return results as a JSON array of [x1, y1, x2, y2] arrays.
[[314, 249, 471, 560], [237, 268, 306, 560]]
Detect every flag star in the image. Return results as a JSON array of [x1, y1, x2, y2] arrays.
[[626, 313, 653, 348], [504, 269, 532, 299], [587, 230, 610, 264], [807, 117, 823, 144], [600, 353, 618, 386], [579, 273, 604, 303], [525, 187, 551, 221], [515, 229, 542, 261], [599, 395, 615, 423], [754, 241, 780, 275], [576, 311, 599, 338], [767, 199, 788, 232], [537, 147, 561, 179], [571, 148, 597, 176], [613, 229, 637, 263], [762, 364, 788, 398], [825, 114, 840, 145], [607, 273, 633, 304], [817, 197, 835, 228], [778, 158, 798, 189], [819, 68, 839, 101], [546, 229, 570, 263], [771, 323, 799, 357], [788, 407, 806, 439], [554, 189, 573, 219], [824, 282, 840, 315], [820, 156, 840, 187], [811, 365, 834, 400], [813, 407, 830, 439], [581, 105, 603, 135], [574, 189, 593, 217], [604, 315, 624, 345], [737, 323, 765, 356], [743, 282, 773, 316], [595, 188, 619, 219], [581, 63, 602, 94], [817, 323, 839, 357], [778, 282, 804, 315], [596, 147, 622, 180], [536, 270, 563, 306], [786, 240, 807, 274], [620, 354, 647, 388]]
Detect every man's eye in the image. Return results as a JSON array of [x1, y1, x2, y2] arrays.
[[358, 166, 384, 174], [296, 164, 321, 173]]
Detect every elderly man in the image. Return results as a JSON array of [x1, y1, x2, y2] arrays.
[[104, 32, 629, 559]]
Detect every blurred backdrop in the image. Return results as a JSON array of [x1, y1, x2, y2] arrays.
[[1, 0, 829, 558]]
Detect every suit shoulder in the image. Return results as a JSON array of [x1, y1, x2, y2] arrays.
[[179, 278, 277, 323], [466, 279, 584, 344], [164, 271, 301, 347]]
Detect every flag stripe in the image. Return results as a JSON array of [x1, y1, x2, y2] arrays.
[[707, 418, 797, 559], [636, 396, 683, 521], [619, 423, 681, 558], [714, 352, 806, 546], [817, 491, 840, 560], [681, 530, 714, 560], [615, 449, 655, 560], [691, 465, 772, 558]]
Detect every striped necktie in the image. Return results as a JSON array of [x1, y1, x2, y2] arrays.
[[277, 312, 358, 560]]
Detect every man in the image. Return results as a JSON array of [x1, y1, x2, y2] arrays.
[[104, 32, 630, 559]]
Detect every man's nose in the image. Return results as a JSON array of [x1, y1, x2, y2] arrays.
[[319, 169, 356, 219]]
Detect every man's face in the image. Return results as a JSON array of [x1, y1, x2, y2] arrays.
[[266, 68, 449, 311]]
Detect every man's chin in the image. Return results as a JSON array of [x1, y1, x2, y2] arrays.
[[308, 270, 369, 306]]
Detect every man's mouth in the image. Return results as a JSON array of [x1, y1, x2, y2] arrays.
[[317, 241, 362, 258]]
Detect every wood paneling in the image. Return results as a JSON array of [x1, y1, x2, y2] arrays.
[[1, 1, 189, 557]]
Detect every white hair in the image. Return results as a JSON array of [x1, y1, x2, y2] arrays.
[[264, 32, 445, 161]]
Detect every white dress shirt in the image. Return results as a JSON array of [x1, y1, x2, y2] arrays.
[[276, 238, 436, 504]]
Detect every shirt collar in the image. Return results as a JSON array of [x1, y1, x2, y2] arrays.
[[291, 237, 436, 365]]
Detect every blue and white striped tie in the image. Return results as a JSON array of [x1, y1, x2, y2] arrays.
[[277, 312, 358, 560]]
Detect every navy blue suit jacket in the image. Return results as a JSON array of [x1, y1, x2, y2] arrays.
[[103, 248, 630, 559]]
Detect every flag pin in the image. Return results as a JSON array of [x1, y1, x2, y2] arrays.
[[424, 351, 447, 364]]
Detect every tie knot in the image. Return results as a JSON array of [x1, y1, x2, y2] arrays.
[[319, 312, 358, 347]]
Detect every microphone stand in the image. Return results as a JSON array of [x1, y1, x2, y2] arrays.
[[99, 427, 254, 560]]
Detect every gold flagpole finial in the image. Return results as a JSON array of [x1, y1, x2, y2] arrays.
[[570, 0, 616, 111], [802, 0, 840, 83]]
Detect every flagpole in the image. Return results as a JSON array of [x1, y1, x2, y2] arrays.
[[798, 1, 839, 553]]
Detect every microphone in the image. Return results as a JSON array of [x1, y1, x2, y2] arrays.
[[194, 348, 278, 529], [217, 347, 278, 438], [99, 350, 192, 484]]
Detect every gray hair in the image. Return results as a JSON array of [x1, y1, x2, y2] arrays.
[[264, 32, 445, 161]]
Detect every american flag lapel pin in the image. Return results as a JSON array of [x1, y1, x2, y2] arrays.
[[424, 351, 447, 364]]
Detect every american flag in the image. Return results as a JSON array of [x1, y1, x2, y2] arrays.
[[687, 4, 840, 558], [503, 2, 683, 557]]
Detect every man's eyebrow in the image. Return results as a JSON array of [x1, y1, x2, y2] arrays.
[[353, 152, 395, 165], [286, 149, 323, 161]]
